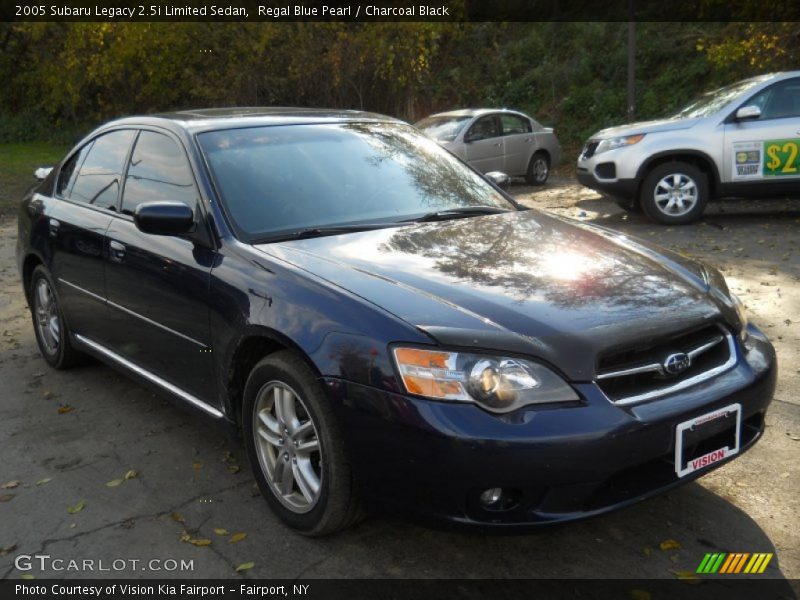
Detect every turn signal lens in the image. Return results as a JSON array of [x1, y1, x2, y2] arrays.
[[392, 347, 579, 413]]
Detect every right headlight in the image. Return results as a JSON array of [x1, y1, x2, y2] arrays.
[[392, 347, 579, 413], [594, 133, 646, 155]]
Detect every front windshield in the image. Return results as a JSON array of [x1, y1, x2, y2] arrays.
[[671, 77, 768, 119], [198, 122, 513, 242], [414, 115, 471, 141]]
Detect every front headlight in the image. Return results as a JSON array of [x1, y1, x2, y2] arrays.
[[595, 133, 646, 155], [392, 347, 579, 413]]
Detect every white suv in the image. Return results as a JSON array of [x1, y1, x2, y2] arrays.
[[577, 71, 800, 224]]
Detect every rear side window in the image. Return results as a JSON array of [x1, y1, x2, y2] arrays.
[[62, 130, 135, 210], [121, 131, 197, 216], [500, 114, 532, 135]]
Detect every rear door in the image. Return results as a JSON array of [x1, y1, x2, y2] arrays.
[[723, 77, 800, 190], [103, 128, 216, 402], [463, 115, 505, 173], [47, 129, 135, 341], [499, 113, 534, 176]]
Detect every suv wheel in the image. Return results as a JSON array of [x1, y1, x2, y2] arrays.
[[30, 265, 85, 369], [242, 351, 362, 535], [640, 162, 708, 225], [525, 152, 550, 185]]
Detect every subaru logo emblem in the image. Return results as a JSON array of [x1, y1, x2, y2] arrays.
[[663, 352, 691, 375]]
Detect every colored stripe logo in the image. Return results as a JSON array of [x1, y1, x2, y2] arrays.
[[696, 552, 773, 574]]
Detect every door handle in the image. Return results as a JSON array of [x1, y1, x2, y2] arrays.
[[48, 218, 60, 238], [493, 142, 502, 147], [109, 240, 126, 262]]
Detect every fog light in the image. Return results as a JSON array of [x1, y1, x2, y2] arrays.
[[480, 487, 504, 507]]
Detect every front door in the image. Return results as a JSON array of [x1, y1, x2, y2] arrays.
[[103, 129, 216, 403], [722, 77, 800, 191], [463, 115, 505, 173]]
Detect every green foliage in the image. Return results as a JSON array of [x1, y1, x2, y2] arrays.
[[0, 22, 793, 156]]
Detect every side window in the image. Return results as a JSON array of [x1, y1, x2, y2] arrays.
[[67, 130, 135, 210], [467, 116, 500, 141], [121, 131, 197, 216], [745, 79, 800, 120], [500, 114, 532, 135], [56, 142, 93, 198]]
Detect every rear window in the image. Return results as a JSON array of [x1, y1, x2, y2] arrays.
[[58, 130, 135, 211]]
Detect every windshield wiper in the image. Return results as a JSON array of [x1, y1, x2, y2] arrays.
[[401, 206, 511, 223], [253, 223, 397, 244]]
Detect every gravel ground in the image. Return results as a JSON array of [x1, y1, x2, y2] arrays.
[[0, 180, 798, 583]]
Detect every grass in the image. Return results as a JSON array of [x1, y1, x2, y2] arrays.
[[0, 142, 69, 221]]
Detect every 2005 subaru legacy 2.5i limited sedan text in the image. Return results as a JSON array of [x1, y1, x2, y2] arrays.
[[17, 108, 776, 535]]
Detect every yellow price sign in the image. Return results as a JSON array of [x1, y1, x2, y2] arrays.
[[764, 139, 799, 176]]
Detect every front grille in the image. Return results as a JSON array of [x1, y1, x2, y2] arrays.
[[596, 324, 736, 406], [581, 140, 599, 159]]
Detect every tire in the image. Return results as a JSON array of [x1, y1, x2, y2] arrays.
[[29, 265, 85, 369], [640, 162, 708, 225], [525, 152, 550, 185], [242, 351, 362, 536]]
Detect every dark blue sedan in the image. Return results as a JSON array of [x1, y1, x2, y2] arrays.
[[16, 109, 776, 534]]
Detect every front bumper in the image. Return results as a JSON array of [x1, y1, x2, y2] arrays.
[[576, 169, 639, 202], [324, 326, 776, 532]]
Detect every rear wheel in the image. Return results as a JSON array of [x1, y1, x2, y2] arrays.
[[242, 351, 362, 535], [640, 162, 708, 225], [29, 265, 85, 369], [525, 152, 550, 185]]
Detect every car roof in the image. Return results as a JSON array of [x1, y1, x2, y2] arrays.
[[423, 108, 529, 119], [100, 107, 404, 134]]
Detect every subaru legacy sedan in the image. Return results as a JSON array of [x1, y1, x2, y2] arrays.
[[416, 109, 562, 185], [18, 109, 775, 535]]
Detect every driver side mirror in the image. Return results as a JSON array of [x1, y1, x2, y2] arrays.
[[134, 201, 195, 236], [485, 171, 511, 190], [735, 105, 761, 121]]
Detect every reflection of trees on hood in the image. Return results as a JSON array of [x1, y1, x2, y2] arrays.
[[378, 213, 700, 312]]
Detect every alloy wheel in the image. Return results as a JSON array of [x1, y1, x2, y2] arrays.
[[533, 157, 548, 182], [653, 173, 698, 217], [253, 381, 322, 513], [34, 278, 60, 354]]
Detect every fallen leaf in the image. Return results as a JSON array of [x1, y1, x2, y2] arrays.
[[69, 523, 76, 529], [229, 532, 247, 544], [124, 470, 138, 480], [227, 465, 240, 474], [179, 531, 191, 542], [189, 538, 212, 547], [0, 494, 15, 502], [57, 405, 74, 414], [105, 478, 124, 488], [36, 478, 52, 486], [660, 539, 681, 551], [213, 528, 229, 536], [192, 462, 203, 470], [629, 590, 651, 600], [42, 390, 55, 399], [0, 544, 17, 557], [235, 562, 255, 572], [67, 500, 86, 514], [670, 569, 700, 584], [170, 512, 185, 523], [642, 547, 652, 557], [0, 481, 19, 489]]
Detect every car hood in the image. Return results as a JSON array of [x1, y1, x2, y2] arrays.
[[254, 210, 731, 380], [592, 116, 701, 139]]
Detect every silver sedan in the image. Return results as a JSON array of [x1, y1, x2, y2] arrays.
[[415, 109, 562, 185]]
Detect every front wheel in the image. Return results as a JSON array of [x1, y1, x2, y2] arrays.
[[525, 152, 550, 185], [242, 351, 362, 535], [640, 162, 708, 225]]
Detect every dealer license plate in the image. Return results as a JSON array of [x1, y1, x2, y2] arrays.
[[675, 404, 741, 478]]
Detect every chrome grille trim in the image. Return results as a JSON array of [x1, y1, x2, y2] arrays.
[[597, 326, 737, 407]]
